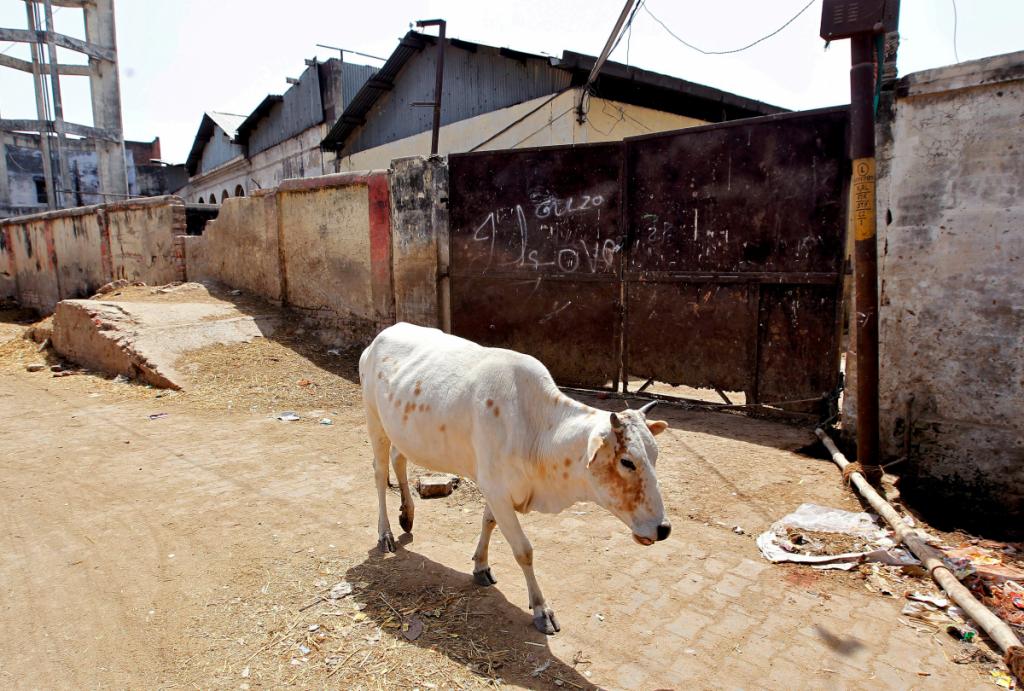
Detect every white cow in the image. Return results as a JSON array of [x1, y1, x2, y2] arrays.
[[359, 322, 671, 634]]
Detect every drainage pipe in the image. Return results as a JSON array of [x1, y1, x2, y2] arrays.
[[815, 427, 1023, 681]]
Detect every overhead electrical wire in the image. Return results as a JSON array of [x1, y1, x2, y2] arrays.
[[643, 0, 817, 55]]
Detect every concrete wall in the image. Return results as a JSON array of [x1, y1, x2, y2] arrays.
[[105, 197, 184, 285], [849, 51, 1024, 536], [185, 171, 398, 344], [181, 156, 249, 206], [0, 226, 16, 300], [185, 191, 282, 302], [389, 156, 449, 329], [335, 89, 705, 172], [1, 196, 186, 313], [8, 217, 60, 313], [249, 125, 328, 192], [52, 208, 108, 300], [277, 174, 389, 341]]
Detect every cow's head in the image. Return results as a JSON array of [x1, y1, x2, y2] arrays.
[[584, 401, 671, 545]]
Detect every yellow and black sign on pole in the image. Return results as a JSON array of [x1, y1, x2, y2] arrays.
[[820, 0, 900, 482]]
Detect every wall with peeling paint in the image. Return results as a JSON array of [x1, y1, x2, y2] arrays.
[[0, 196, 185, 313], [389, 156, 449, 330], [184, 171, 397, 345], [857, 51, 1024, 536], [186, 191, 282, 302]]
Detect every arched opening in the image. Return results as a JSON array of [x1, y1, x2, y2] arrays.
[[234, 184, 245, 197], [221, 190, 229, 202], [208, 194, 217, 205]]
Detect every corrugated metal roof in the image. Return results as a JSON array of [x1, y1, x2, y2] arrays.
[[185, 111, 246, 176], [235, 96, 284, 143], [321, 32, 433, 151], [320, 32, 788, 154], [208, 111, 246, 137], [342, 62, 378, 111], [557, 52, 786, 120]]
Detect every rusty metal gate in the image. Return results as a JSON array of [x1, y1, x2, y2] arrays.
[[449, 107, 848, 414]]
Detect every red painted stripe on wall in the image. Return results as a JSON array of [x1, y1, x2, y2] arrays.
[[367, 172, 394, 321]]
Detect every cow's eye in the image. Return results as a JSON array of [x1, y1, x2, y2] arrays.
[[620, 458, 636, 470]]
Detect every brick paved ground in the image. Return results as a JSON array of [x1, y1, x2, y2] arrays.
[[0, 364, 995, 689]]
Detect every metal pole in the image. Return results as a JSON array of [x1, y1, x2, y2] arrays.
[[415, 19, 446, 156], [42, 0, 73, 208], [24, 1, 56, 209], [849, 34, 880, 479], [578, 0, 637, 123]]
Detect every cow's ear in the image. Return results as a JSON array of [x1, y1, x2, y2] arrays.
[[647, 420, 668, 436], [586, 427, 606, 467]]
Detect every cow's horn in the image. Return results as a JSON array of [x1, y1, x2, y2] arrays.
[[639, 401, 659, 415]]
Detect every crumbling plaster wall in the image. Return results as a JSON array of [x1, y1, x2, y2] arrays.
[[867, 52, 1024, 534], [1, 196, 186, 313], [389, 156, 449, 330], [186, 171, 400, 345], [185, 191, 282, 301]]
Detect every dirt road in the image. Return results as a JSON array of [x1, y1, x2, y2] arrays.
[[0, 317, 995, 689]]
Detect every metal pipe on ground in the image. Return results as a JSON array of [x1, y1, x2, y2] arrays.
[[814, 427, 1024, 682]]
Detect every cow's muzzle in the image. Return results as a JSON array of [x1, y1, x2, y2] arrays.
[[656, 521, 672, 541]]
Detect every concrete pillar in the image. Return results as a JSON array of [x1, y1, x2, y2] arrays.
[[84, 0, 128, 202], [0, 129, 10, 210]]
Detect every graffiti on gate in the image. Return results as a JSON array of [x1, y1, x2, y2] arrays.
[[469, 190, 621, 274]]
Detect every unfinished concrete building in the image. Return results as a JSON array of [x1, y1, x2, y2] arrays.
[[0, 0, 132, 217]]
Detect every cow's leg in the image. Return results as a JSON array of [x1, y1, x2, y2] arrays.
[[367, 412, 396, 553], [390, 446, 414, 533], [489, 500, 559, 635], [471, 503, 497, 586]]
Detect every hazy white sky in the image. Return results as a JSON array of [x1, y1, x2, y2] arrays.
[[1, 1, 1021, 163]]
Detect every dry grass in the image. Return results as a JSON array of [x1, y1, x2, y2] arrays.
[[181, 549, 587, 690], [175, 326, 363, 417]]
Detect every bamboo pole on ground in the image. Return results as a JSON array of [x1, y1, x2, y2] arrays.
[[815, 428, 1024, 681]]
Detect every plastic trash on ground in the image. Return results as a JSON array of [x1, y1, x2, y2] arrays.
[[756, 503, 919, 570], [276, 412, 300, 422]]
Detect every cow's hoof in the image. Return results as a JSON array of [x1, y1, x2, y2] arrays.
[[473, 568, 497, 587], [399, 508, 414, 534], [532, 608, 560, 635], [378, 531, 396, 553]]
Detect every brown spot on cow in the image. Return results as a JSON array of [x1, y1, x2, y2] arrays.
[[485, 399, 493, 408], [394, 399, 402, 408], [564, 458, 572, 467], [563, 471, 569, 480], [593, 428, 646, 515], [418, 403, 429, 412], [376, 372, 383, 380], [438, 424, 446, 433], [414, 381, 422, 396], [404, 401, 416, 416], [515, 550, 533, 567], [402, 415, 408, 425], [493, 406, 500, 417]]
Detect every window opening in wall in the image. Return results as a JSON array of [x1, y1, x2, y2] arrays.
[[221, 190, 229, 202], [208, 194, 217, 204], [34, 176, 47, 204], [234, 184, 245, 197]]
